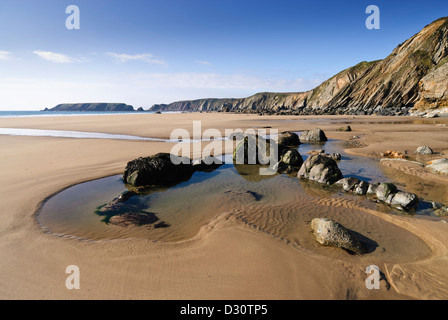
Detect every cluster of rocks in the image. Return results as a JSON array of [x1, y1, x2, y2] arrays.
[[432, 202, 448, 217], [232, 132, 303, 174], [336, 179, 419, 211], [98, 153, 225, 228]]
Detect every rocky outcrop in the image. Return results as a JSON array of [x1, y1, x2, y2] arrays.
[[310, 218, 365, 254], [414, 62, 448, 110], [297, 155, 343, 185], [45, 103, 135, 112], [151, 17, 448, 116]]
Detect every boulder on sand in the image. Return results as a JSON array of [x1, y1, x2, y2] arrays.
[[300, 128, 328, 142], [416, 146, 433, 155], [298, 155, 343, 185], [310, 218, 365, 254]]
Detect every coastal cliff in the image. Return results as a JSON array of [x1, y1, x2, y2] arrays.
[[43, 103, 135, 112], [152, 17, 448, 116]]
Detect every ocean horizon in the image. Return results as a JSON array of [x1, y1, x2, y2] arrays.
[[0, 110, 180, 118]]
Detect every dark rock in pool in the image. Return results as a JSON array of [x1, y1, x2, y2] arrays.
[[277, 131, 301, 146], [192, 155, 223, 172], [298, 155, 343, 185], [278, 149, 303, 170], [123, 153, 194, 187], [310, 218, 365, 254], [108, 212, 159, 227], [118, 191, 137, 202], [233, 134, 288, 165], [299, 128, 328, 142]]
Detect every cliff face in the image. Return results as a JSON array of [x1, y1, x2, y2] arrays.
[[152, 17, 448, 115], [46, 103, 135, 112]]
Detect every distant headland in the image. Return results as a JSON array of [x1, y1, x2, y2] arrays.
[[42, 103, 136, 112]]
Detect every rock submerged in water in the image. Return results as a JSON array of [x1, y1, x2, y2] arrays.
[[300, 128, 328, 142], [298, 155, 343, 185], [310, 218, 365, 255], [108, 212, 160, 227]]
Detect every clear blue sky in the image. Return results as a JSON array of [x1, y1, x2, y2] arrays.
[[0, 0, 446, 110]]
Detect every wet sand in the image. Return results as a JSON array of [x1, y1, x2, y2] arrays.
[[0, 113, 448, 300]]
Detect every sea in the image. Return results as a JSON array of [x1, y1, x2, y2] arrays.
[[0, 110, 159, 118]]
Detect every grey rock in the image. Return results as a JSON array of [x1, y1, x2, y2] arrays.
[[426, 158, 448, 175], [390, 191, 419, 211], [336, 177, 361, 192], [376, 183, 398, 203], [367, 182, 380, 195], [280, 149, 303, 167], [300, 128, 328, 142], [298, 155, 343, 185], [233, 133, 290, 165], [354, 181, 370, 195], [328, 153, 342, 161], [416, 146, 434, 155], [310, 218, 365, 254]]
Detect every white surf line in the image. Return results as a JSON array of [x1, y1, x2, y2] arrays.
[[0, 128, 228, 143]]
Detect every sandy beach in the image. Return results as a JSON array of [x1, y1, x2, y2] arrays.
[[1, 113, 448, 300]]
